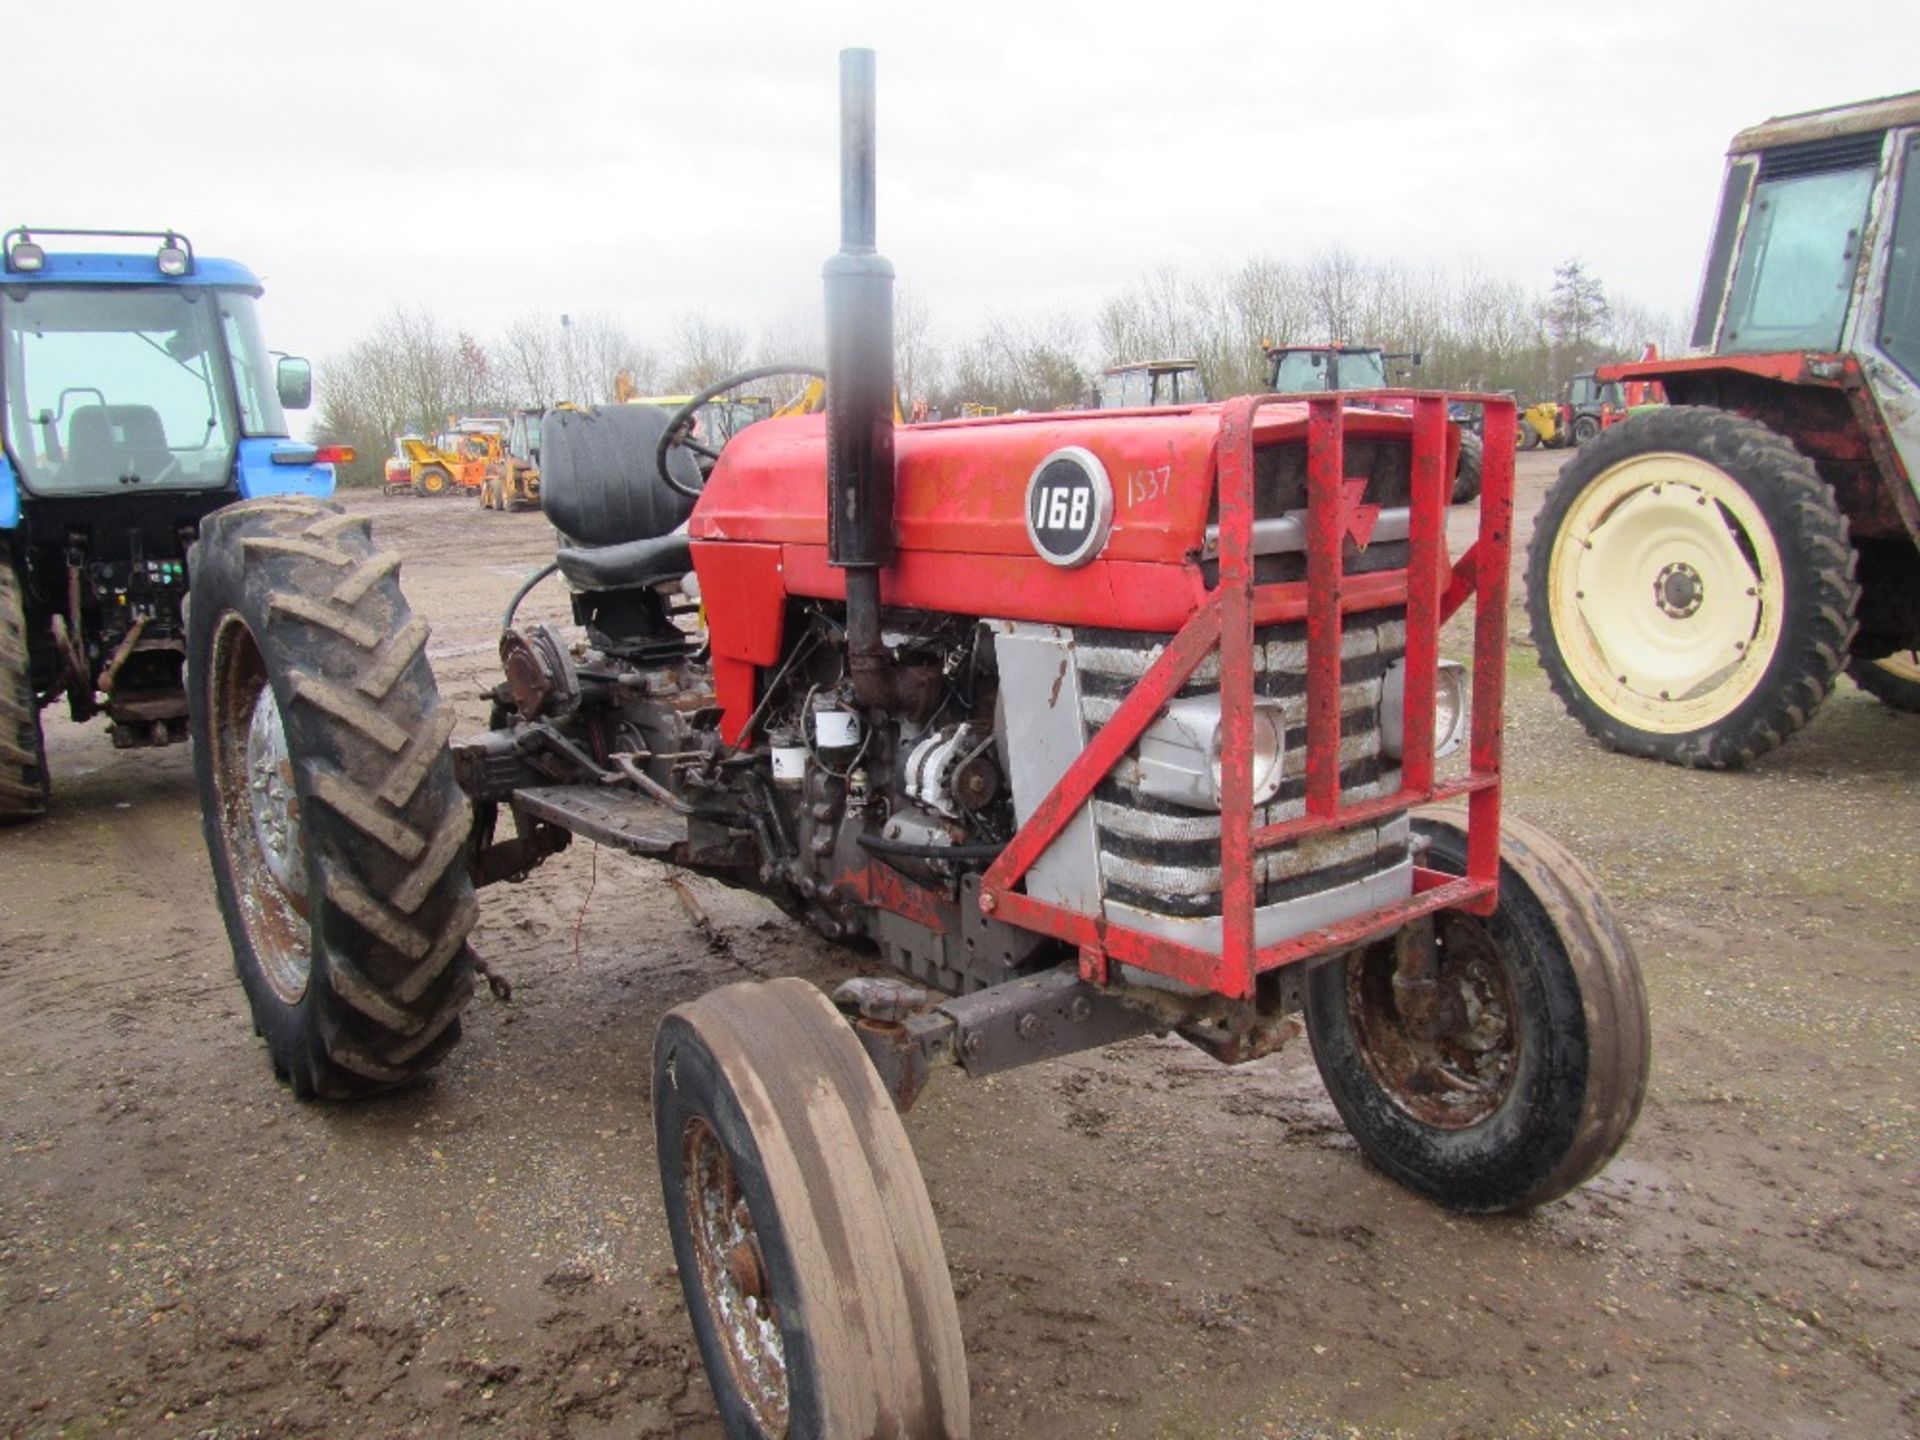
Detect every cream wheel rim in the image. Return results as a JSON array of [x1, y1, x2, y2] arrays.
[[1872, 651, 1920, 685], [1547, 452, 1783, 733]]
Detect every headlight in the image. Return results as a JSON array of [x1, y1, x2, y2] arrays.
[[1379, 658, 1469, 760], [1137, 695, 1286, 811], [156, 242, 190, 276], [7, 241, 44, 272]]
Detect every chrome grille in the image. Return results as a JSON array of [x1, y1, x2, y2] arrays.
[[1075, 607, 1408, 920]]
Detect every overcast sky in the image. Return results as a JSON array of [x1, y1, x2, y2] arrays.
[[9, 1, 1919, 387]]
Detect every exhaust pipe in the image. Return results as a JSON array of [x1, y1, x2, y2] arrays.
[[824, 47, 897, 711]]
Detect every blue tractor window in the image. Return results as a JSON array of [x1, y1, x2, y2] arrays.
[[1, 286, 256, 495]]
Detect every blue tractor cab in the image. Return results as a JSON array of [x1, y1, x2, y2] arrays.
[[0, 226, 340, 821]]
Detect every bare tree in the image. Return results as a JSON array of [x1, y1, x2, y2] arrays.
[[314, 247, 1684, 486], [893, 287, 939, 413], [668, 312, 751, 393], [497, 311, 561, 407], [313, 306, 465, 485]]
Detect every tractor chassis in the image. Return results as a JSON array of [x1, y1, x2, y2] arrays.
[[454, 390, 1525, 1109]]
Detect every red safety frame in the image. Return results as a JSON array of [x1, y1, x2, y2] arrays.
[[979, 392, 1517, 1000]]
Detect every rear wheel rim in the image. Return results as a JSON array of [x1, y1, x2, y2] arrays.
[[1546, 452, 1783, 734], [209, 614, 312, 1004], [682, 1115, 789, 1434], [1874, 651, 1920, 685]]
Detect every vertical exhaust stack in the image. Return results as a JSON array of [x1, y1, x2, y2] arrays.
[[824, 47, 897, 711]]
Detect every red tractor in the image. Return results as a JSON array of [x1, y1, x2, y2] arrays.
[[1530, 90, 1920, 765], [184, 53, 1649, 1437]]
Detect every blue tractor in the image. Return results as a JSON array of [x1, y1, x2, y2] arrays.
[[0, 226, 341, 822]]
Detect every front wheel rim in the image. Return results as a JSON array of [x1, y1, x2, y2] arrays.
[[1346, 917, 1521, 1130], [1546, 452, 1784, 734], [209, 614, 313, 1004], [682, 1115, 789, 1433]]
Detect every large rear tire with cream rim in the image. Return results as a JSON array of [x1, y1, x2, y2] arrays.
[[1526, 406, 1858, 769]]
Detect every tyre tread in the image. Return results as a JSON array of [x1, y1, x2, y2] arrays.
[[189, 498, 476, 1098], [0, 554, 49, 824], [1526, 405, 1859, 768]]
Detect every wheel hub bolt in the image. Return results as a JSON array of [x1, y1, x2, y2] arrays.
[[1655, 562, 1704, 618], [727, 1240, 767, 1301]]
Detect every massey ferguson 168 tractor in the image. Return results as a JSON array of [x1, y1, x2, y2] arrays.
[[0, 226, 338, 822], [187, 53, 1649, 1438], [1530, 91, 1920, 766]]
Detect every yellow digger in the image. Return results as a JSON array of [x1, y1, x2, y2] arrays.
[[1516, 401, 1566, 450], [397, 419, 505, 497], [397, 435, 477, 497], [481, 407, 580, 512]]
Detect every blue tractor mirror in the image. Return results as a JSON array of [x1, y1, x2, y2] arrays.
[[276, 355, 312, 411]]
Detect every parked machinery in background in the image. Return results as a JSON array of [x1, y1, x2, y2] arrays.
[[1530, 90, 1920, 765], [1093, 358, 1209, 408], [0, 226, 339, 821], [482, 408, 547, 512], [1264, 341, 1483, 502]]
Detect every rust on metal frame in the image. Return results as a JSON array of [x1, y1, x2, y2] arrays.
[[982, 391, 1516, 997]]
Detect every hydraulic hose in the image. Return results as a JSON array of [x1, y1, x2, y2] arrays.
[[502, 560, 559, 632]]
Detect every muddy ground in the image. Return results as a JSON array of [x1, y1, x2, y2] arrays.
[[1, 450, 1916, 1439]]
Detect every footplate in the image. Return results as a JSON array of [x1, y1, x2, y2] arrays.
[[512, 785, 690, 857]]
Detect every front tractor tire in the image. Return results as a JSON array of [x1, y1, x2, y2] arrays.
[[1526, 406, 1859, 769], [654, 978, 970, 1440], [418, 466, 452, 497], [0, 557, 51, 825], [187, 498, 477, 1098], [1305, 808, 1650, 1213]]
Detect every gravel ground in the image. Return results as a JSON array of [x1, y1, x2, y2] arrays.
[[1, 450, 1916, 1438]]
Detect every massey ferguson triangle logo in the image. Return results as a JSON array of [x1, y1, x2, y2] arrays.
[[1338, 478, 1382, 551]]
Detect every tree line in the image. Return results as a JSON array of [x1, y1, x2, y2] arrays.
[[317, 253, 1677, 486]]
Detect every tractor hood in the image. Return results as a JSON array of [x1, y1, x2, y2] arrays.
[[690, 401, 1422, 570], [688, 398, 1437, 745]]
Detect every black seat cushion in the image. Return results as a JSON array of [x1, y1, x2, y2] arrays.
[[68, 404, 171, 483], [553, 534, 694, 592], [540, 405, 701, 548]]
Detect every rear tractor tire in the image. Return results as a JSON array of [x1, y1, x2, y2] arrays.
[[1849, 651, 1920, 713], [0, 557, 51, 825], [1526, 406, 1859, 769], [1304, 807, 1650, 1213], [418, 466, 452, 497], [653, 978, 970, 1440], [187, 498, 477, 1098], [1452, 428, 1484, 505], [1571, 414, 1602, 446]]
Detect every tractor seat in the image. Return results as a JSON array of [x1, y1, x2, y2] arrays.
[[538, 406, 701, 574], [67, 404, 171, 484], [553, 533, 693, 592]]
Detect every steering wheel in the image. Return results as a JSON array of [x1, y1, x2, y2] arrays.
[[656, 363, 826, 500]]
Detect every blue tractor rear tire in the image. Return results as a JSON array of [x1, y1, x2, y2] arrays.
[[0, 555, 51, 825]]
